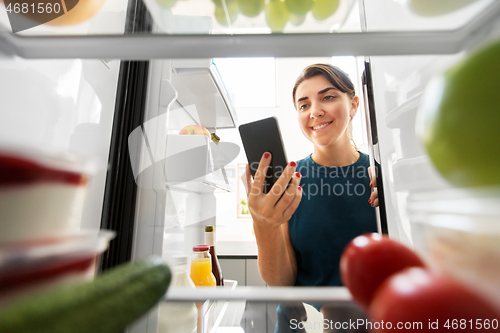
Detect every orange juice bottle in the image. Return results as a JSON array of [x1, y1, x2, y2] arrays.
[[190, 245, 216, 287]]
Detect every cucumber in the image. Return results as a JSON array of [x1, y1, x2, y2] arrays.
[[0, 256, 171, 333]]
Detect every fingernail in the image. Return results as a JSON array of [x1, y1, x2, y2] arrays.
[[368, 199, 371, 203], [370, 183, 372, 187], [371, 203, 374, 207], [298, 186, 302, 191], [264, 152, 270, 159], [295, 172, 301, 178], [290, 161, 297, 167]]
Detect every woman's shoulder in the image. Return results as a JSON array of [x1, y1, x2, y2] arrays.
[[356, 151, 370, 167]]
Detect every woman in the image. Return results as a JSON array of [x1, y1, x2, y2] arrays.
[[242, 64, 379, 332]]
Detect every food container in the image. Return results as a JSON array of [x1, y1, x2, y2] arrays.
[[0, 229, 115, 306], [0, 142, 95, 243], [407, 186, 500, 311]]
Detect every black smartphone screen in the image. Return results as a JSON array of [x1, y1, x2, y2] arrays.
[[239, 117, 288, 194]]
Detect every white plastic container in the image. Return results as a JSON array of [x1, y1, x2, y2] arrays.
[[0, 229, 115, 307], [407, 186, 500, 311], [0, 143, 95, 243], [159, 254, 198, 333]]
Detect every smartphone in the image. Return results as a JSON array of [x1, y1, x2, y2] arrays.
[[239, 117, 288, 194]]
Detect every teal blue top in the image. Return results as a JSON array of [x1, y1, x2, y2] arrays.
[[289, 152, 378, 288]]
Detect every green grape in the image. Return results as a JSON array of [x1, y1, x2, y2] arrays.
[[237, 0, 265, 18], [214, 1, 239, 26], [155, 0, 177, 9], [290, 13, 306, 26], [311, 0, 339, 21], [285, 0, 313, 15], [265, 0, 290, 33]]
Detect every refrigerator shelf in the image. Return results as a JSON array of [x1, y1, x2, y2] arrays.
[[164, 135, 236, 193], [0, 0, 499, 59], [166, 172, 234, 193], [165, 286, 352, 303], [171, 59, 237, 130]]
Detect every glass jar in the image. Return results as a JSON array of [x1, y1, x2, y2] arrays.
[[190, 245, 216, 287]]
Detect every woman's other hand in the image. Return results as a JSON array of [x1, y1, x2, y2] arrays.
[[242, 152, 303, 228], [368, 166, 379, 208]]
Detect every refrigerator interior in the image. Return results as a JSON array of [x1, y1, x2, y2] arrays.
[[1, 0, 500, 332]]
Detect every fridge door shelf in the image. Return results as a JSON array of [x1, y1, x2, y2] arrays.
[[164, 134, 235, 193], [163, 280, 239, 333], [166, 172, 234, 193], [171, 59, 237, 130], [392, 155, 450, 192]]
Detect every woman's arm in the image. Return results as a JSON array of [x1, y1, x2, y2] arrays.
[[253, 220, 297, 286], [242, 153, 302, 286]]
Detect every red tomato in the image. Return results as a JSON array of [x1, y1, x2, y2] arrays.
[[340, 233, 425, 310], [369, 267, 500, 332]]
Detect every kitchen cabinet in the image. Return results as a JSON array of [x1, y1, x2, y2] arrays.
[[219, 257, 270, 332]]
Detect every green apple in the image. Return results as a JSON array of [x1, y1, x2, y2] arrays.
[[285, 0, 313, 15], [265, 0, 290, 33], [417, 39, 500, 187], [311, 0, 339, 21], [155, 0, 177, 9], [214, 1, 239, 26], [408, 0, 479, 16], [237, 0, 265, 18]]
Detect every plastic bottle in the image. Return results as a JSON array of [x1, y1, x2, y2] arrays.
[[158, 254, 197, 333], [190, 245, 216, 287], [205, 225, 224, 286]]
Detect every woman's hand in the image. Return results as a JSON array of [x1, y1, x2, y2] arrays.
[[368, 166, 379, 208], [242, 152, 303, 228]]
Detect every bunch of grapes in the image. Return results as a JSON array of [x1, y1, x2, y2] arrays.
[[212, 0, 340, 32]]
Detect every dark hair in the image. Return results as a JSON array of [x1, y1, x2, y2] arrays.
[[292, 63, 356, 109]]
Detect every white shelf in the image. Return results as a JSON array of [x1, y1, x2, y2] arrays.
[[165, 285, 352, 303], [1, 0, 500, 59], [164, 135, 236, 193], [171, 59, 237, 130]]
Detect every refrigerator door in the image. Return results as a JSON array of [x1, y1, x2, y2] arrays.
[[360, 0, 500, 246]]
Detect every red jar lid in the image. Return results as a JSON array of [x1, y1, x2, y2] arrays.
[[193, 245, 210, 252]]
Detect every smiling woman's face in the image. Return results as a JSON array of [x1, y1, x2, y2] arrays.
[[295, 74, 358, 148]]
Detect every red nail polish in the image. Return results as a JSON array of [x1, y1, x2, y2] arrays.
[[298, 186, 302, 191], [295, 172, 301, 178], [370, 183, 372, 187], [371, 203, 374, 207], [368, 199, 371, 203], [290, 161, 297, 167], [264, 152, 270, 159]]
